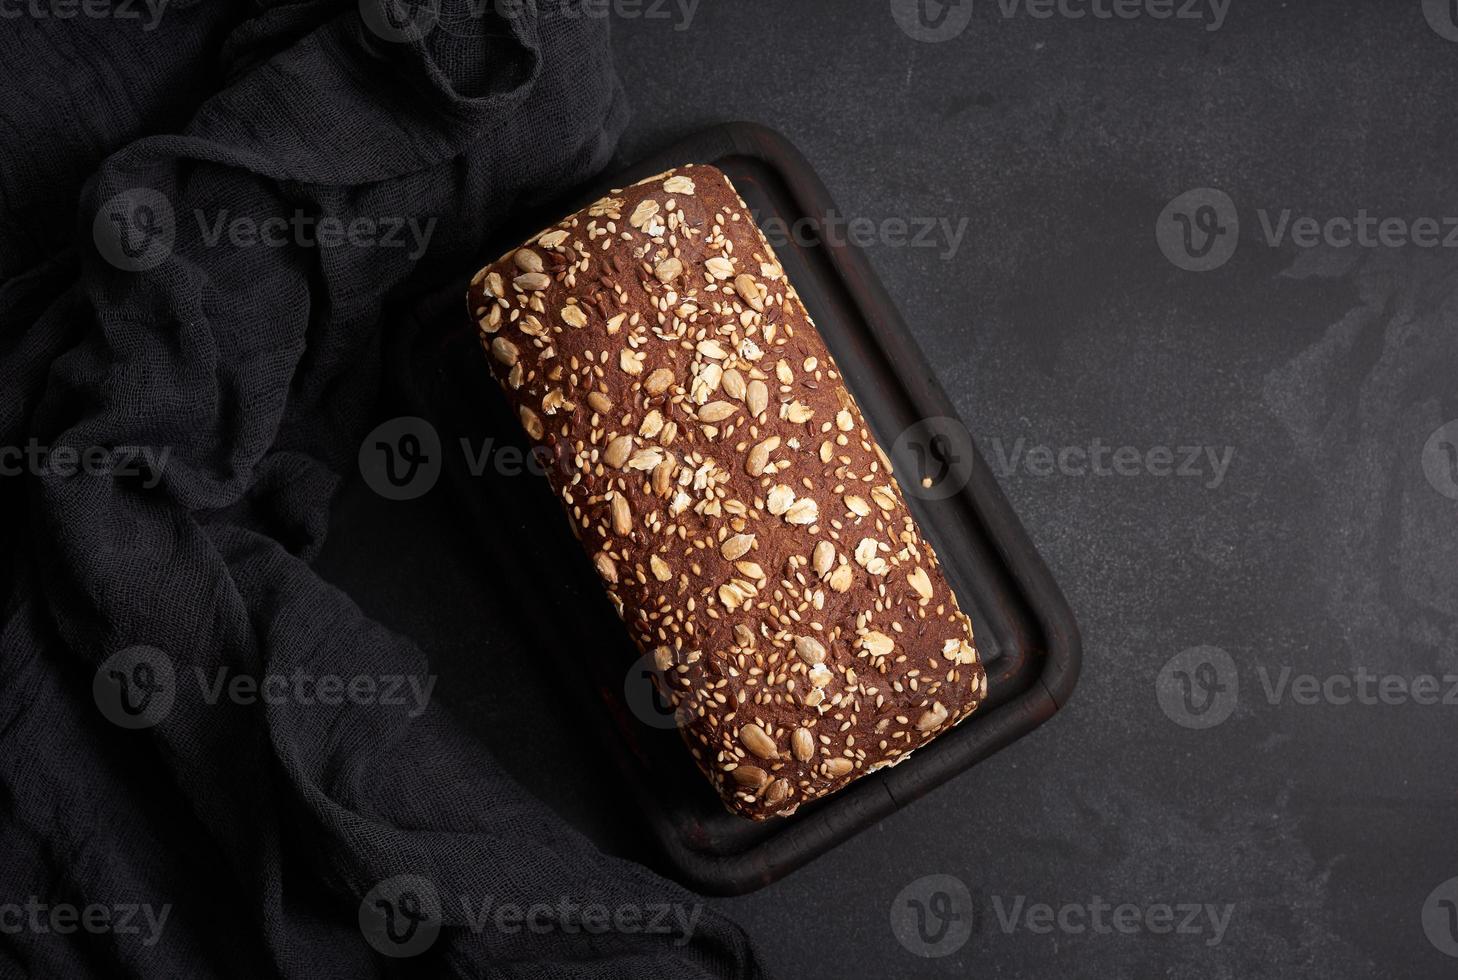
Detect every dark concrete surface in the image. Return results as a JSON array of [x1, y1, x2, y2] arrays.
[[320, 2, 1458, 976]]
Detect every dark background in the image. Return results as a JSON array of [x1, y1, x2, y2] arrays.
[[320, 2, 1458, 977]]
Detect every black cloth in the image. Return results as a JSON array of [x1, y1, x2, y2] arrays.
[[0, 1, 765, 976]]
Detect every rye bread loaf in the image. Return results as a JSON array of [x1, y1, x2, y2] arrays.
[[466, 164, 986, 820]]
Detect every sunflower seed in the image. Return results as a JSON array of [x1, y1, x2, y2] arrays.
[[917, 702, 949, 732], [908, 567, 933, 601], [519, 406, 544, 440], [792, 728, 815, 762], [589, 196, 623, 218], [696, 339, 728, 360], [514, 272, 551, 291], [629, 199, 660, 230], [691, 363, 722, 404], [513, 249, 543, 274], [604, 434, 634, 469], [764, 778, 791, 805], [845, 495, 870, 517], [745, 436, 779, 477], [490, 337, 519, 366], [627, 447, 663, 471], [593, 551, 617, 583], [739, 724, 778, 759], [943, 637, 978, 665], [812, 541, 835, 577], [699, 401, 736, 423], [721, 368, 746, 401], [479, 305, 501, 334], [828, 563, 853, 593], [721, 533, 755, 561], [734, 560, 765, 580], [537, 229, 569, 248], [734, 274, 764, 312], [610, 493, 632, 535], [824, 758, 853, 777], [783, 400, 814, 424], [745, 380, 768, 417], [783, 498, 819, 525], [705, 256, 734, 280], [859, 630, 894, 658], [732, 764, 769, 789], [651, 457, 675, 497], [871, 486, 898, 511], [643, 368, 675, 396], [794, 635, 827, 665]]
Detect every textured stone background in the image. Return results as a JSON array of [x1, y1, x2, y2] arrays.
[[322, 2, 1458, 976]]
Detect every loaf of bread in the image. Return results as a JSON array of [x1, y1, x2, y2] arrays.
[[466, 164, 986, 820]]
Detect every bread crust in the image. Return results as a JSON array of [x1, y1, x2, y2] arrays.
[[467, 164, 985, 819]]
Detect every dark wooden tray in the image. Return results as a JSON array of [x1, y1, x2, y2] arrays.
[[426, 123, 1080, 895]]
